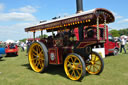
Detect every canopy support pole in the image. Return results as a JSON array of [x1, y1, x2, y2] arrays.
[[33, 31, 35, 41], [97, 17, 100, 40], [104, 19, 107, 40], [41, 30, 43, 38], [52, 30, 54, 38], [78, 24, 84, 41], [41, 30, 43, 36]]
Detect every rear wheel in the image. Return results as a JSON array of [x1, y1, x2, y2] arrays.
[[85, 51, 104, 75], [64, 53, 86, 81], [28, 42, 48, 73]]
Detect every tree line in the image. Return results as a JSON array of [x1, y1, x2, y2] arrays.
[[109, 28, 128, 37]]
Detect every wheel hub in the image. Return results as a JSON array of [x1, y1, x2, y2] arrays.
[[72, 64, 76, 69], [36, 55, 39, 58]]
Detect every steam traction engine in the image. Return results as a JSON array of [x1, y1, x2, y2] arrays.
[[25, 0, 115, 81]]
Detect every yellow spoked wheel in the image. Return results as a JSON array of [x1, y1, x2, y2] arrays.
[[28, 42, 48, 73], [64, 53, 86, 81], [85, 51, 104, 75]]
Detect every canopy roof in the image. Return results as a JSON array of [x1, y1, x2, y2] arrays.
[[25, 8, 115, 32]]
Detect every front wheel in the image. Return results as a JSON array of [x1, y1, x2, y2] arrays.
[[85, 51, 104, 75], [64, 53, 86, 81], [28, 41, 48, 73]]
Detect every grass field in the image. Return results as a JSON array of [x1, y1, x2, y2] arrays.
[[0, 49, 128, 85]]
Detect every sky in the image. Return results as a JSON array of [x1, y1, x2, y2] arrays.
[[0, 0, 128, 41]]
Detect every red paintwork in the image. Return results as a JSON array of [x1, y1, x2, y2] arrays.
[[74, 24, 120, 55], [104, 34, 120, 55], [74, 25, 106, 41], [88, 25, 119, 55], [77, 41, 97, 48], [91, 25, 119, 55], [74, 28, 79, 40], [5, 44, 18, 55], [48, 48, 58, 64], [27, 38, 40, 41], [48, 47, 63, 64]]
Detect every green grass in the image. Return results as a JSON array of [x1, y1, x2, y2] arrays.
[[0, 49, 128, 85]]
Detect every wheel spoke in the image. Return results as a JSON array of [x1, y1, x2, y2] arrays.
[[73, 58, 77, 63], [67, 63, 72, 67], [95, 58, 100, 62], [68, 67, 73, 72], [39, 60, 44, 68], [94, 55, 96, 62], [92, 54, 96, 62], [70, 57, 74, 62], [32, 49, 38, 54], [73, 70, 76, 79], [93, 65, 95, 72], [39, 48, 43, 52], [76, 69, 80, 76], [76, 64, 82, 71], [31, 57, 37, 61], [35, 46, 38, 51], [77, 67, 82, 71], [88, 65, 92, 71], [39, 57, 44, 61], [37, 60, 40, 67], [32, 52, 37, 57], [35, 59, 38, 66], [71, 70, 75, 76], [36, 46, 39, 53], [86, 66, 89, 70], [67, 61, 72, 64], [93, 65, 100, 72], [95, 63, 101, 66], [42, 61, 44, 67], [91, 54, 94, 61], [37, 46, 41, 53], [75, 62, 82, 67], [35, 46, 39, 54], [39, 60, 44, 67], [39, 50, 44, 56]]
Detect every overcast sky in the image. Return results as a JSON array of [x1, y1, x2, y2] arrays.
[[0, 0, 128, 41]]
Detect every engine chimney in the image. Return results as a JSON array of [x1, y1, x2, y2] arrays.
[[76, 0, 83, 13]]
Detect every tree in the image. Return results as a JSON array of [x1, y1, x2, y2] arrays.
[[19, 38, 27, 42], [119, 28, 128, 36], [109, 29, 120, 37]]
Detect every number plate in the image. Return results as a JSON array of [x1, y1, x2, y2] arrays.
[[8, 49, 13, 51]]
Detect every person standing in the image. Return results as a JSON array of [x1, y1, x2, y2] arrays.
[[21, 42, 25, 52], [26, 40, 32, 53], [120, 37, 126, 54]]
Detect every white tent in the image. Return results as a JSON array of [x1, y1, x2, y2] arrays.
[[5, 40, 15, 44], [121, 35, 127, 39]]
